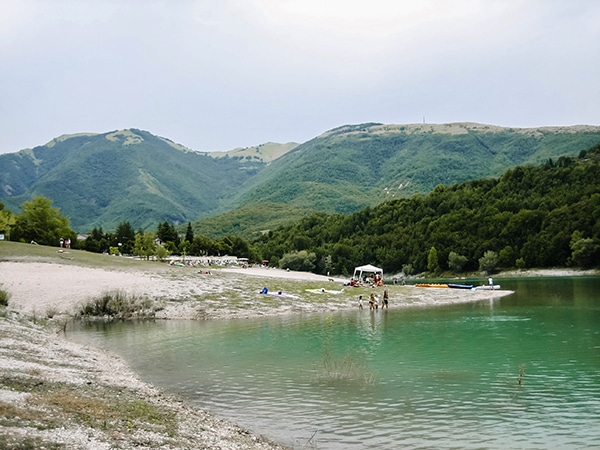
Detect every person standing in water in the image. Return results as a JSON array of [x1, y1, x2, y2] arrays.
[[383, 290, 389, 308]]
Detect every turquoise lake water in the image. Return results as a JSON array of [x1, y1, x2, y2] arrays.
[[68, 277, 600, 449]]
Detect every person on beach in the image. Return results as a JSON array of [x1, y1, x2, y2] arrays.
[[369, 293, 375, 310], [488, 277, 494, 289], [383, 290, 389, 308], [358, 295, 363, 310]]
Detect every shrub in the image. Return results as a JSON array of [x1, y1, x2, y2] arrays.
[[479, 250, 499, 274], [0, 288, 10, 307], [77, 290, 155, 320]]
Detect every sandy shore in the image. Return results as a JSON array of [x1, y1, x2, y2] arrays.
[[0, 259, 515, 449]]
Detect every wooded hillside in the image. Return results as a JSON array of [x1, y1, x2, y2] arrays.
[[253, 144, 600, 275]]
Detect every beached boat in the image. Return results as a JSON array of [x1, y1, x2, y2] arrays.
[[415, 283, 449, 288], [473, 285, 501, 290], [448, 283, 474, 289]]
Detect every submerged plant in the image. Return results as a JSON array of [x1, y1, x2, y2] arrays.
[[314, 345, 376, 386], [517, 364, 526, 385]]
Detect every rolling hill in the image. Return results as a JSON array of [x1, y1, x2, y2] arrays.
[[0, 129, 261, 231], [198, 122, 600, 238], [1, 123, 599, 235]]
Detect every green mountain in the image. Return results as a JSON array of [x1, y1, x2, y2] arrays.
[[1, 123, 599, 235], [253, 144, 600, 274], [0, 129, 261, 231], [198, 123, 600, 238]]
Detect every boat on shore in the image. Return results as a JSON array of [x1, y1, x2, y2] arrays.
[[447, 283, 474, 289], [473, 285, 501, 290], [415, 283, 449, 288]]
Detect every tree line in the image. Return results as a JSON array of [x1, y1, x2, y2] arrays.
[[2, 143, 599, 275], [0, 199, 258, 261], [252, 144, 600, 275]]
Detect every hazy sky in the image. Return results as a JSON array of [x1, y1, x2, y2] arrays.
[[1, 0, 598, 154]]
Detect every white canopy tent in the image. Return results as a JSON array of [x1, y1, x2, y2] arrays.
[[353, 264, 383, 281]]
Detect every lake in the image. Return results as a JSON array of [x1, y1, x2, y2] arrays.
[[68, 277, 600, 449]]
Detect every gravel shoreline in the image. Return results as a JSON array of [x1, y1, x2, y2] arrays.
[[1, 258, 521, 449]]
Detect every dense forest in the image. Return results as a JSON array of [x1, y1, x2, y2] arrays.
[[252, 144, 600, 275]]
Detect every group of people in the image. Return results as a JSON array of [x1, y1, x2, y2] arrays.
[[358, 290, 389, 310], [348, 273, 385, 288]]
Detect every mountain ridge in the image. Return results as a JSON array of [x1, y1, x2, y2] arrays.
[[1, 123, 600, 235]]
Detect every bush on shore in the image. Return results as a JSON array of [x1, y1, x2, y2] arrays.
[[0, 288, 10, 307], [77, 290, 156, 320]]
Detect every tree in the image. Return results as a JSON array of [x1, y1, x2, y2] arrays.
[[0, 203, 16, 240], [154, 245, 171, 261], [114, 222, 136, 254], [11, 196, 73, 246], [83, 227, 107, 253], [190, 235, 216, 256], [570, 235, 599, 268], [157, 221, 180, 247], [133, 231, 157, 260], [479, 250, 499, 274], [447, 251, 468, 272], [321, 254, 334, 275], [279, 250, 317, 272], [498, 245, 516, 268], [185, 222, 194, 243], [427, 247, 439, 273]]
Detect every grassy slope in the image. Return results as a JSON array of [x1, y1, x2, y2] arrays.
[[198, 123, 600, 237], [0, 241, 162, 271], [0, 130, 256, 232]]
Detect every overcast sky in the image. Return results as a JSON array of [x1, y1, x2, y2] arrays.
[[1, 0, 598, 154]]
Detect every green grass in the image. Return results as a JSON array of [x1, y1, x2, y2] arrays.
[[0, 241, 164, 271]]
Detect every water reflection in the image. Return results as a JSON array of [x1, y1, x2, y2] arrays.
[[68, 277, 600, 449]]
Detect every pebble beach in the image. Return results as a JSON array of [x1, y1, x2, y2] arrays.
[[0, 253, 516, 449]]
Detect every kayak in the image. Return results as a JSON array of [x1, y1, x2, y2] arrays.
[[448, 283, 474, 289]]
